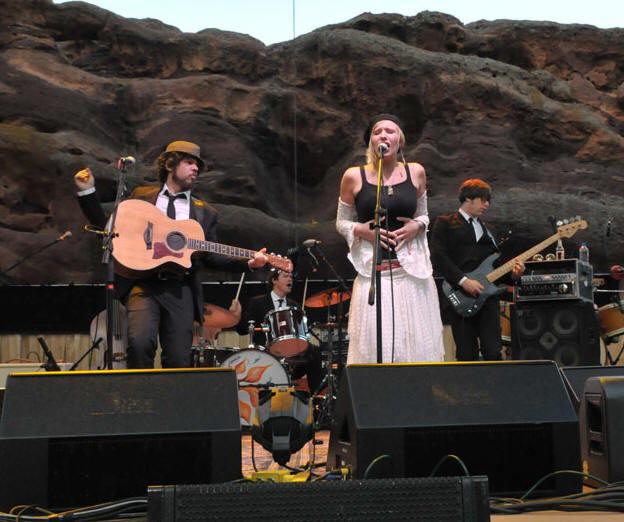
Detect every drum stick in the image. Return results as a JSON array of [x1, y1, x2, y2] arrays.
[[235, 272, 245, 301], [302, 277, 309, 313]]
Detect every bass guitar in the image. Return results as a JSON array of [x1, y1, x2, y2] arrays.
[[442, 218, 587, 317], [111, 200, 293, 277]]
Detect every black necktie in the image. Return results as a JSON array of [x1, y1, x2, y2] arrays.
[[468, 217, 477, 240], [165, 191, 185, 219], [277, 298, 284, 308]]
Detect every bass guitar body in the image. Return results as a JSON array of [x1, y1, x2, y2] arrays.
[[442, 253, 506, 317]]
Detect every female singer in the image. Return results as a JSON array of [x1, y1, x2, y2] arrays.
[[336, 114, 444, 364]]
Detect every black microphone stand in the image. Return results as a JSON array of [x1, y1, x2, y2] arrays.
[[0, 233, 71, 285], [37, 336, 61, 371], [69, 337, 103, 371], [100, 159, 131, 369], [368, 149, 387, 364]]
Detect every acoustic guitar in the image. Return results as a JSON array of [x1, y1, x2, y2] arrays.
[[111, 199, 292, 277], [442, 218, 587, 317]]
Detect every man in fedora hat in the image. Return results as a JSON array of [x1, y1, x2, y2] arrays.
[[74, 140, 268, 368]]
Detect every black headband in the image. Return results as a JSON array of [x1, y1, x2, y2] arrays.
[[363, 113, 405, 145]]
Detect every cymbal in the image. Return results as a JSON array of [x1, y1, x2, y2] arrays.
[[305, 287, 351, 308], [202, 303, 239, 328]]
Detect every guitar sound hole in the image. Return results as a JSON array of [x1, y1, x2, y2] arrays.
[[166, 231, 186, 251]]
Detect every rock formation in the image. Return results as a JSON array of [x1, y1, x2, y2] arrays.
[[1, 1, 623, 287]]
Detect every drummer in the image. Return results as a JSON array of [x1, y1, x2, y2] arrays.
[[237, 270, 323, 395]]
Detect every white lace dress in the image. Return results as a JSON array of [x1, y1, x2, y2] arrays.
[[336, 195, 445, 364]]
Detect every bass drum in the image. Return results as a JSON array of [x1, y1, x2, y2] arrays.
[[220, 349, 290, 426], [597, 302, 624, 339]]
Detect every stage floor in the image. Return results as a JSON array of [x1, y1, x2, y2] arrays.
[[241, 430, 624, 522]]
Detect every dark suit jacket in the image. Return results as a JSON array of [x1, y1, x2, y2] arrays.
[[430, 212, 499, 287], [237, 293, 298, 346], [78, 186, 249, 322]]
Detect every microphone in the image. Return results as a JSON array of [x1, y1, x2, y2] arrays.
[[302, 239, 321, 248], [607, 218, 613, 237], [56, 230, 72, 241], [377, 143, 388, 154], [117, 156, 136, 169]]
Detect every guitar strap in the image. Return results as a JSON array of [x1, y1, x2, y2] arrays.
[[480, 221, 500, 252]]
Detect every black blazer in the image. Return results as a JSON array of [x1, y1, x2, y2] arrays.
[[78, 186, 249, 322], [237, 293, 298, 346], [430, 212, 498, 287]]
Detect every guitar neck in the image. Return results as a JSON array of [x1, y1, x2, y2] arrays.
[[487, 232, 561, 283], [188, 238, 256, 260]]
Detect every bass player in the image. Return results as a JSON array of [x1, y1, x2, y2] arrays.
[[430, 179, 524, 361], [74, 140, 268, 368]]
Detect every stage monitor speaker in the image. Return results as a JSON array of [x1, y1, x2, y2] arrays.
[[560, 365, 624, 413], [0, 368, 241, 511], [147, 476, 490, 522], [580, 376, 624, 486], [327, 362, 581, 497], [511, 301, 600, 366]]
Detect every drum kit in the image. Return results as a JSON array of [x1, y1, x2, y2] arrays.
[[192, 287, 351, 428]]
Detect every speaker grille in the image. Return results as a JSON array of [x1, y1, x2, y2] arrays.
[[512, 302, 600, 365], [405, 424, 555, 495], [148, 476, 490, 522]]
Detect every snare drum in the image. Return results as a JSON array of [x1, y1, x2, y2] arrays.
[[220, 349, 290, 426], [597, 302, 624, 339], [265, 306, 309, 357]]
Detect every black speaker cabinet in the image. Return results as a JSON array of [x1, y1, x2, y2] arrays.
[[327, 362, 581, 497], [560, 365, 624, 413], [580, 376, 624, 486], [148, 476, 491, 522], [0, 368, 241, 510], [511, 301, 600, 366]]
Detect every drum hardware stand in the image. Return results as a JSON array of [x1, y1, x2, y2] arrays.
[[604, 341, 624, 366], [306, 243, 351, 429], [313, 319, 338, 429], [190, 325, 208, 367], [248, 320, 270, 350]]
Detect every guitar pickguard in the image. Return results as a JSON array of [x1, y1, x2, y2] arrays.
[[153, 242, 183, 260]]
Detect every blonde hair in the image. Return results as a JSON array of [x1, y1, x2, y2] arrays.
[[365, 122, 406, 165]]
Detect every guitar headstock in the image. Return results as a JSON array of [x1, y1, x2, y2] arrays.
[[557, 217, 587, 238], [267, 253, 293, 273]]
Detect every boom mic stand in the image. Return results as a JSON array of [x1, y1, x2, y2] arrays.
[[0, 231, 72, 285], [368, 149, 388, 363], [100, 158, 132, 369]]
